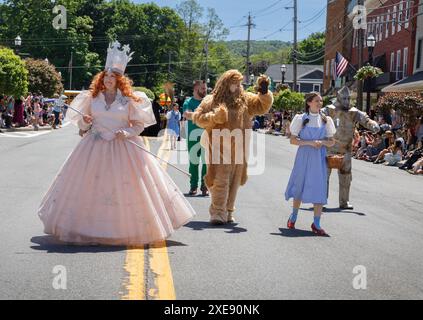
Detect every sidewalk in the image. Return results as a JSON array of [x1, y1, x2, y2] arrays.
[[0, 125, 52, 133]]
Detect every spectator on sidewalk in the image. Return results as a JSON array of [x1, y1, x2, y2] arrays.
[[13, 97, 26, 127], [364, 132, 384, 162], [52, 94, 63, 129], [0, 95, 6, 129], [382, 139, 404, 166], [32, 97, 43, 131], [416, 117, 423, 144]]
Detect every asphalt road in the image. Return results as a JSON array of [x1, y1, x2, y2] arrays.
[[0, 124, 422, 300]]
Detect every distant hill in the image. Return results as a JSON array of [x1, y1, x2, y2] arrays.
[[221, 40, 291, 57]]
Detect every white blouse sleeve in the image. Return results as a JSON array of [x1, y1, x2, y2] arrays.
[[290, 114, 304, 137], [325, 116, 337, 138], [166, 111, 172, 120], [66, 90, 92, 130], [129, 91, 157, 128]]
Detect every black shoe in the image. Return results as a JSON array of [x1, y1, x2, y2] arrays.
[[340, 203, 354, 210], [200, 185, 209, 197], [188, 188, 197, 196]]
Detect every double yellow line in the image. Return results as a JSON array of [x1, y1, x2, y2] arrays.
[[122, 134, 176, 300]]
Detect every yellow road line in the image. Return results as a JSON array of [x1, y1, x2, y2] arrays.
[[148, 241, 176, 300], [122, 134, 176, 300], [148, 144, 176, 300], [122, 246, 146, 300]]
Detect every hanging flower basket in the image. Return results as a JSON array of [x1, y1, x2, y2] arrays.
[[354, 64, 383, 81]]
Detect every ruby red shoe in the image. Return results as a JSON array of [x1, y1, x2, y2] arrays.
[[287, 219, 296, 230], [311, 223, 329, 236]]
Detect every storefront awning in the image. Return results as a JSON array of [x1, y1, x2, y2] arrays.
[[382, 71, 423, 93]]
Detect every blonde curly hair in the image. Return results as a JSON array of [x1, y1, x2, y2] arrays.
[[211, 70, 247, 108]]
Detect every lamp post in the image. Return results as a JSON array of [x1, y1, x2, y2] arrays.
[[280, 64, 287, 85], [366, 34, 376, 115], [14, 35, 22, 56], [250, 74, 255, 86]]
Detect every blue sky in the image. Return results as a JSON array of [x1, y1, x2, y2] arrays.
[[134, 0, 328, 41]]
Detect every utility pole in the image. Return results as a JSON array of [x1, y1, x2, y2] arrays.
[[356, 0, 364, 110], [246, 13, 254, 84], [293, 0, 298, 92]]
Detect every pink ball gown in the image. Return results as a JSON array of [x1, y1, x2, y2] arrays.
[[38, 90, 196, 245]]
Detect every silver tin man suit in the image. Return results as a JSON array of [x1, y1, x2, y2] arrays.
[[322, 87, 380, 210]]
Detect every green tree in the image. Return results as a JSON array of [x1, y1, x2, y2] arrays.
[[273, 89, 304, 112], [25, 58, 63, 97], [0, 47, 28, 96], [290, 32, 325, 65]]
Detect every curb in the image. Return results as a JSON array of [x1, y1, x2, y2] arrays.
[[1, 126, 52, 133]]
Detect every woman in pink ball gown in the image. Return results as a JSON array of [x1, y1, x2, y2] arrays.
[[38, 42, 195, 245]]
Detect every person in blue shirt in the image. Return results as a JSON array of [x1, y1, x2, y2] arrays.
[[52, 93, 63, 129]]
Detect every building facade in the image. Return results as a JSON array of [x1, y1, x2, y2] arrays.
[[350, 0, 419, 91], [323, 0, 351, 93], [414, 0, 423, 73]]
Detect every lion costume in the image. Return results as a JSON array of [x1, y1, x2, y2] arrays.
[[192, 70, 273, 224]]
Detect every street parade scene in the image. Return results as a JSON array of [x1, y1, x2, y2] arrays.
[[0, 0, 422, 307]]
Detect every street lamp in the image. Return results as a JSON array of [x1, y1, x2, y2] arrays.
[[14, 35, 22, 55], [366, 34, 376, 115], [250, 74, 255, 86], [45, 58, 49, 64], [280, 64, 287, 85]]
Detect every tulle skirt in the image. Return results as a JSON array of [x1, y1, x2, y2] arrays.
[[38, 134, 195, 246]]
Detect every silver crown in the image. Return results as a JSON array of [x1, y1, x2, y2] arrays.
[[104, 41, 134, 75]]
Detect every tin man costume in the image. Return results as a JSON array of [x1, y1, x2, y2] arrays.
[[322, 86, 380, 210]]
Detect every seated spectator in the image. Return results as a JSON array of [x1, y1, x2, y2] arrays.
[[383, 139, 404, 166], [383, 130, 395, 149], [399, 140, 423, 170], [355, 131, 373, 159], [253, 117, 260, 131], [364, 133, 384, 162], [416, 117, 423, 144], [409, 157, 423, 175], [406, 123, 418, 151]]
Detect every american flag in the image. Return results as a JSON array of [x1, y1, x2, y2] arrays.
[[335, 51, 349, 79]]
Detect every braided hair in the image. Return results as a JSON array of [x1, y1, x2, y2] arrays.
[[303, 91, 327, 127]]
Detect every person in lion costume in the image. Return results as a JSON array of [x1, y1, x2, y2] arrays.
[[184, 70, 273, 225]]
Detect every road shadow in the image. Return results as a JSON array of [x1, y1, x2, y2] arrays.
[[30, 236, 187, 253], [271, 228, 330, 238], [148, 240, 188, 249], [183, 193, 210, 198], [184, 221, 247, 234], [300, 207, 366, 216], [30, 236, 127, 253]]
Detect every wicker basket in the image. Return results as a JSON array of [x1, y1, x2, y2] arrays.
[[327, 155, 344, 169]]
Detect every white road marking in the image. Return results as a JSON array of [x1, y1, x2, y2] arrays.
[[0, 122, 71, 138]]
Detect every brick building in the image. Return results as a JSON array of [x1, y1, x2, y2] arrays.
[[323, 0, 351, 93], [350, 0, 419, 92], [324, 0, 420, 95]]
